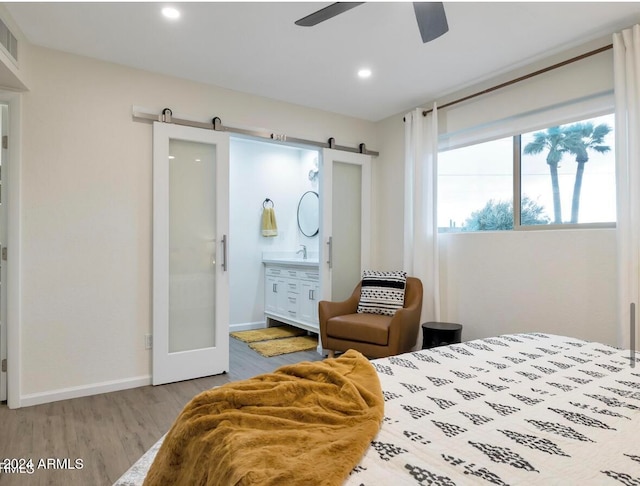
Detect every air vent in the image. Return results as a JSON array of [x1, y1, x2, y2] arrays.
[[0, 18, 17, 62]]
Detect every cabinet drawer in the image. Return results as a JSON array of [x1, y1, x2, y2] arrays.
[[300, 271, 319, 281], [287, 294, 298, 311], [265, 267, 283, 277]]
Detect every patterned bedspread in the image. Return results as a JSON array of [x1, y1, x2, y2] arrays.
[[115, 333, 640, 485], [347, 333, 640, 485]]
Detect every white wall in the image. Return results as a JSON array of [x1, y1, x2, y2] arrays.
[[371, 115, 406, 271], [17, 45, 376, 404], [440, 229, 617, 345], [373, 37, 620, 347], [229, 139, 319, 328]]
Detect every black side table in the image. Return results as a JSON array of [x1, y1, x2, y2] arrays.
[[422, 322, 463, 349]]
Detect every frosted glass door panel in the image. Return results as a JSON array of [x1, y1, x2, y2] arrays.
[[169, 139, 216, 353], [320, 149, 371, 304], [332, 162, 362, 301]]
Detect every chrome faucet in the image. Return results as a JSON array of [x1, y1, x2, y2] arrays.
[[296, 244, 307, 260]]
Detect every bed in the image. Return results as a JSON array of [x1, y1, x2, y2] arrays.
[[115, 333, 640, 485]]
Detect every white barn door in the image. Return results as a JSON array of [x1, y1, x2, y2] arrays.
[[319, 148, 372, 303], [152, 122, 230, 385]]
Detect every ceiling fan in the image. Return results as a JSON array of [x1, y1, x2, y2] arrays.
[[295, 2, 449, 44]]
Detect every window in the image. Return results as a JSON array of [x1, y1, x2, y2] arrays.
[[438, 113, 616, 232], [438, 138, 513, 232]]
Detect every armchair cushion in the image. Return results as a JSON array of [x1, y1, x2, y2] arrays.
[[325, 313, 392, 346], [357, 270, 407, 316]]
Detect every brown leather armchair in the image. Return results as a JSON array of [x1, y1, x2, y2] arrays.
[[319, 277, 423, 359]]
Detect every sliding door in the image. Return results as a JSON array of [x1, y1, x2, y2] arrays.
[[319, 149, 372, 302], [152, 122, 230, 385]]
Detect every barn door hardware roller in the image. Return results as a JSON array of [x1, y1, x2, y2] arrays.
[[327, 137, 372, 155]]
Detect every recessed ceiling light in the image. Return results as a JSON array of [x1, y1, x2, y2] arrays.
[[162, 7, 180, 20], [358, 68, 372, 79]]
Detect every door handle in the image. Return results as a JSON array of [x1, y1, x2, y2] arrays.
[[326, 236, 333, 269], [222, 234, 228, 272]]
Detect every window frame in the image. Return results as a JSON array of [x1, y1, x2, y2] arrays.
[[437, 113, 617, 232]]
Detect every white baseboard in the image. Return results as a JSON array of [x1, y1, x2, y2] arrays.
[[18, 322, 270, 408], [19, 375, 152, 408], [229, 321, 266, 332]]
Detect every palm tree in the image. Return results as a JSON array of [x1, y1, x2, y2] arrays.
[[563, 122, 612, 223], [523, 126, 569, 224]]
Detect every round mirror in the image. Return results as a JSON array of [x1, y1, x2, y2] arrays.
[[297, 191, 319, 237]]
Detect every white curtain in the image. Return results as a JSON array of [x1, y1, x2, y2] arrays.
[[404, 105, 440, 323], [614, 24, 640, 351]]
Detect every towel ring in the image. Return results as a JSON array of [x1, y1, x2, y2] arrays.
[[263, 198, 274, 209]]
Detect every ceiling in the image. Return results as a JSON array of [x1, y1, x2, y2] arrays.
[[5, 2, 640, 121]]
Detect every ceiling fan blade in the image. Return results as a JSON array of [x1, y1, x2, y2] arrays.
[[413, 2, 449, 43], [295, 2, 365, 27]]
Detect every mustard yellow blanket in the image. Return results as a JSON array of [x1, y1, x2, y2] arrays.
[[143, 350, 384, 486]]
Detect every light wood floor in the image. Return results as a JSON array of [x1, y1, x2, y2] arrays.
[[0, 336, 323, 486]]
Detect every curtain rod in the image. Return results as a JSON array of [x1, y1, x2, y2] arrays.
[[421, 43, 613, 117]]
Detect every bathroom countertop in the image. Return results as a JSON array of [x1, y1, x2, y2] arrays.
[[262, 251, 319, 267], [262, 257, 319, 267]]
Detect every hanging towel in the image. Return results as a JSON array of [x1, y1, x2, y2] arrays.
[[261, 207, 278, 237]]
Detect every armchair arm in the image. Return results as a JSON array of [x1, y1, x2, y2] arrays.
[[318, 282, 362, 345], [387, 278, 424, 354]]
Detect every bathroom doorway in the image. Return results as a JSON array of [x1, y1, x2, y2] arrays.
[[0, 103, 7, 402], [228, 137, 320, 332], [227, 137, 372, 337], [0, 94, 18, 407]]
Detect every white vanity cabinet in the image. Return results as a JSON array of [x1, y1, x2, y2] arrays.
[[264, 271, 287, 316], [263, 261, 319, 333], [299, 277, 320, 324]]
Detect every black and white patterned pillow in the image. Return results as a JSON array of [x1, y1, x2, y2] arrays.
[[357, 270, 407, 316]]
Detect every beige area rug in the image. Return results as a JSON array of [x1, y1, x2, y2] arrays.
[[248, 335, 318, 357], [231, 325, 317, 357], [230, 325, 306, 343]]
